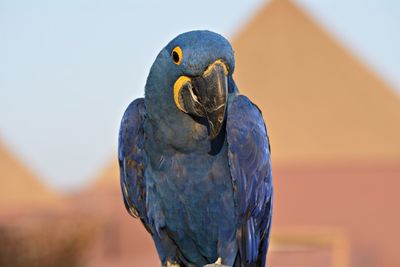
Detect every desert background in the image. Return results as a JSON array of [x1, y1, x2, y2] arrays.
[[1, 0, 399, 267]]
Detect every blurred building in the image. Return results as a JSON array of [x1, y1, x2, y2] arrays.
[[233, 1, 400, 267]]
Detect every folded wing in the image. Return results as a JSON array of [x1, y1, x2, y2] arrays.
[[226, 95, 273, 267], [118, 98, 151, 231]]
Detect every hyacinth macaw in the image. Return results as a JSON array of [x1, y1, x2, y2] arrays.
[[119, 30, 273, 267]]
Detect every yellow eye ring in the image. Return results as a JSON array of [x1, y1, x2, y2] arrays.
[[171, 46, 182, 65]]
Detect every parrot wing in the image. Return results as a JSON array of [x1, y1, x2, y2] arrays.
[[226, 95, 273, 266], [118, 98, 151, 231]]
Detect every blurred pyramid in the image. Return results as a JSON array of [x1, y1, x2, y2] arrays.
[[231, 1, 400, 267], [233, 0, 400, 164], [0, 141, 58, 208]]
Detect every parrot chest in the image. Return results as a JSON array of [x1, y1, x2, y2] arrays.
[[145, 142, 236, 263]]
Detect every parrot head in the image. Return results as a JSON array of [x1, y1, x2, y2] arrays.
[[145, 30, 235, 141]]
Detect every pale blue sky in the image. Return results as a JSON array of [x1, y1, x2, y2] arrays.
[[0, 0, 399, 192]]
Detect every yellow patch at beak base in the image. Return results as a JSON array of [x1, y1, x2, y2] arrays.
[[173, 76, 191, 112]]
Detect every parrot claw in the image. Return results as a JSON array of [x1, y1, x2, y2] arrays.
[[204, 257, 230, 267], [165, 261, 180, 267]]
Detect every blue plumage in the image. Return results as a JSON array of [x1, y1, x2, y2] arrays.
[[119, 31, 273, 267]]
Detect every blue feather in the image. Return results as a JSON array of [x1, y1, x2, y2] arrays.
[[227, 95, 273, 266]]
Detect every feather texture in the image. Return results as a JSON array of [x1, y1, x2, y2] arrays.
[[118, 98, 151, 230], [227, 95, 273, 267]]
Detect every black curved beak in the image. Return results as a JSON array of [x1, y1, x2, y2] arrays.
[[176, 60, 228, 139]]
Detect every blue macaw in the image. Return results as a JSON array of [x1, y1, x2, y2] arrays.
[[119, 31, 273, 267]]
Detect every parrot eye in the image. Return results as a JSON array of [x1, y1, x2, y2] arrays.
[[171, 46, 182, 65]]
